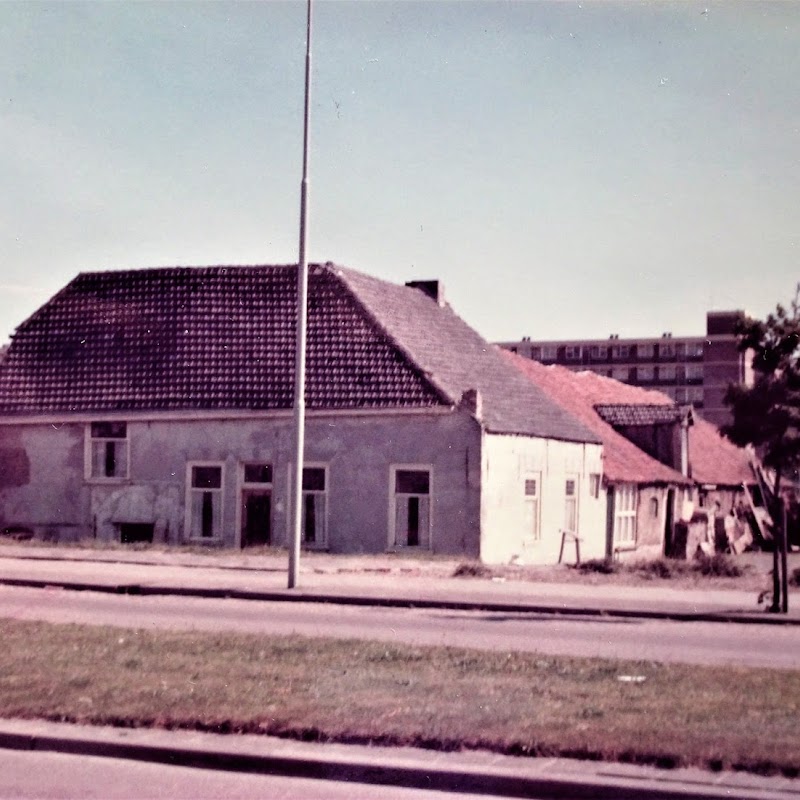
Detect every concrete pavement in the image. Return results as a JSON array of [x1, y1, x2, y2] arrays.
[[0, 543, 798, 624], [0, 718, 798, 800]]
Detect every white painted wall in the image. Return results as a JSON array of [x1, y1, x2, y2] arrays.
[[479, 433, 605, 565]]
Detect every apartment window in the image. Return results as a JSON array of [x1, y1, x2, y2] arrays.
[[302, 466, 328, 546], [675, 343, 687, 358], [541, 345, 558, 361], [565, 345, 582, 361], [614, 484, 637, 546], [187, 464, 223, 540], [686, 364, 704, 382], [637, 365, 654, 381], [687, 342, 704, 359], [659, 343, 676, 359], [637, 344, 655, 359], [529, 346, 542, 360], [690, 387, 704, 404], [611, 366, 629, 382], [659, 365, 677, 382], [590, 345, 608, 360], [391, 466, 431, 548], [87, 422, 128, 480], [611, 345, 629, 360], [650, 497, 659, 518], [564, 476, 579, 533], [523, 474, 541, 544], [589, 473, 602, 499]]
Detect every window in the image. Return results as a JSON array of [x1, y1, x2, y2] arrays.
[[564, 476, 579, 533], [391, 466, 431, 548], [649, 497, 659, 518], [687, 342, 704, 358], [659, 365, 677, 382], [87, 422, 128, 480], [614, 484, 637, 546], [611, 366, 629, 382], [565, 345, 582, 361], [541, 345, 558, 361], [611, 345, 629, 360], [590, 345, 607, 360], [675, 343, 687, 358], [686, 364, 704, 382], [529, 346, 541, 360], [637, 365, 654, 381], [637, 343, 655, 359], [187, 464, 223, 539], [589, 473, 601, 499], [523, 474, 541, 544], [690, 386, 704, 404], [659, 343, 676, 359], [302, 466, 328, 546]]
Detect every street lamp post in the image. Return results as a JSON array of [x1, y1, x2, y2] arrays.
[[288, 0, 312, 589]]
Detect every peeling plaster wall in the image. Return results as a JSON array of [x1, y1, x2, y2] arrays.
[[0, 411, 483, 556], [479, 434, 605, 565], [0, 423, 88, 540]]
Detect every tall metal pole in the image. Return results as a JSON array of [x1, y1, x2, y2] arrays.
[[289, 0, 312, 589]]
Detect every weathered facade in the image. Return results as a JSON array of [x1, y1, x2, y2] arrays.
[[0, 263, 603, 563]]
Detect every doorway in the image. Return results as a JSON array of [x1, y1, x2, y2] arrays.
[[241, 491, 271, 547]]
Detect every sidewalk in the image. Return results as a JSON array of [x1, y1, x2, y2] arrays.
[[0, 543, 798, 624], [0, 717, 798, 800]]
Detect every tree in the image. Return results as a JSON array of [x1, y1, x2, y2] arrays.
[[722, 285, 800, 612]]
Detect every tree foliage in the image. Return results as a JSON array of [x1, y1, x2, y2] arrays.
[[722, 286, 800, 475]]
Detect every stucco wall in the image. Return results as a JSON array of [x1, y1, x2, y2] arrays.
[[0, 410, 482, 556], [0, 423, 88, 540], [479, 433, 605, 565]]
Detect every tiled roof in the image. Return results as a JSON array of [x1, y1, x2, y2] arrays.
[[594, 403, 692, 427], [0, 263, 599, 443], [690, 415, 755, 487], [502, 353, 691, 486], [336, 267, 600, 442], [0, 265, 442, 414]]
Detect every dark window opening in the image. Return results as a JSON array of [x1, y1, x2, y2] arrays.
[[302, 467, 326, 491], [396, 470, 430, 495], [244, 464, 272, 484], [201, 491, 214, 537], [304, 493, 317, 542], [407, 497, 420, 546], [119, 523, 154, 544]]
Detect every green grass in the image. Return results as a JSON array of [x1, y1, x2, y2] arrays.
[[0, 619, 798, 776]]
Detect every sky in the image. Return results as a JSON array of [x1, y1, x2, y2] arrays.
[[1, 1, 798, 346]]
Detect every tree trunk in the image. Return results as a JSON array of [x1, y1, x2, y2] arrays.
[[781, 503, 789, 613], [770, 469, 783, 613]]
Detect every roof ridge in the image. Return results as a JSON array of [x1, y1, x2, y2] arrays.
[[332, 265, 455, 407]]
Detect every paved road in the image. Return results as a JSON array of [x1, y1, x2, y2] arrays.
[[0, 749, 497, 800], [2, 584, 797, 667]]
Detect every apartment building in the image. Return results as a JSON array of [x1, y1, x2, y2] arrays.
[[497, 311, 751, 427]]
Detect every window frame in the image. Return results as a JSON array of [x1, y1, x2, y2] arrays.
[[564, 345, 582, 362], [522, 472, 542, 545], [388, 464, 433, 550], [564, 474, 580, 534], [301, 463, 329, 549], [185, 461, 225, 542], [613, 483, 638, 548], [236, 462, 274, 548], [84, 421, 130, 482]]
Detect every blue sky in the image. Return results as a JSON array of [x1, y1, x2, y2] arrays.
[[1, 1, 798, 344]]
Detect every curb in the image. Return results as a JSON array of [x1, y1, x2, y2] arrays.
[[1, 576, 797, 625], [0, 727, 792, 800]]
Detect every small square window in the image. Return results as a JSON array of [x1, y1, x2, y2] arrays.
[[244, 463, 273, 484]]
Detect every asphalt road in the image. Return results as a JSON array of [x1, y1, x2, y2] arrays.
[[1, 584, 797, 667], [0, 749, 499, 800]]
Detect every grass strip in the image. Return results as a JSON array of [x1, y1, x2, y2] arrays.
[[0, 618, 797, 776]]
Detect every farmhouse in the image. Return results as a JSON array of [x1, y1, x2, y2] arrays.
[[0, 263, 605, 564]]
